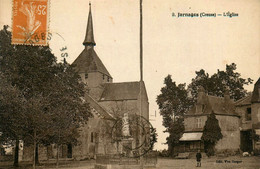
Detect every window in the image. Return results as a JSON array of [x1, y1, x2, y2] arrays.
[[202, 105, 205, 112], [91, 132, 94, 143], [85, 73, 88, 79], [196, 118, 202, 128], [196, 105, 204, 113], [246, 108, 251, 121], [107, 77, 110, 82], [103, 74, 105, 80]]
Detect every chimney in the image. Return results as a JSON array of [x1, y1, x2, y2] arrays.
[[197, 86, 205, 104], [224, 89, 230, 102]]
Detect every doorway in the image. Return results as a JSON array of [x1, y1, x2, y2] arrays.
[[240, 130, 253, 152], [67, 144, 72, 158]]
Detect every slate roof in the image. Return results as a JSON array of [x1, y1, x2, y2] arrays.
[[99, 81, 146, 101], [72, 3, 111, 77], [251, 78, 260, 103], [235, 93, 252, 106], [72, 47, 112, 77], [84, 93, 114, 120], [187, 95, 237, 116], [83, 3, 96, 46]]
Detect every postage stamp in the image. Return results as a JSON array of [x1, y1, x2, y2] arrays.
[[11, 0, 49, 46]]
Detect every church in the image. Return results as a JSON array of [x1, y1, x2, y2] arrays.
[[71, 3, 149, 160], [22, 3, 149, 161]]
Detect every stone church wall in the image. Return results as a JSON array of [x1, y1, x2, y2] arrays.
[[99, 100, 139, 117], [22, 145, 48, 161]]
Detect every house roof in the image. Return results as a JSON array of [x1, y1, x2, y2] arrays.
[[72, 47, 112, 77], [235, 93, 252, 106], [251, 78, 260, 103], [99, 81, 146, 101], [187, 94, 237, 116]]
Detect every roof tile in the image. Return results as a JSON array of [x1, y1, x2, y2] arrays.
[[72, 48, 112, 77]]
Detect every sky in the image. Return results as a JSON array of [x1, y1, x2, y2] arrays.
[[0, 0, 259, 150]]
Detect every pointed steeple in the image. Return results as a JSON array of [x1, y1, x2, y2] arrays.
[[83, 2, 96, 47]]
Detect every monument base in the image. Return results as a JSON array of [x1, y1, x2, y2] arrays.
[[121, 138, 134, 157]]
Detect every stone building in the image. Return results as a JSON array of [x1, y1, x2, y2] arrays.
[[21, 3, 149, 161], [235, 78, 260, 153], [177, 86, 240, 153], [177, 78, 260, 154]]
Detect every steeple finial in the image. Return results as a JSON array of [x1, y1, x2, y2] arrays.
[[83, 2, 96, 47]]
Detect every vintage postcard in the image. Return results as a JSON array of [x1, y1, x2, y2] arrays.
[[0, 0, 259, 169]]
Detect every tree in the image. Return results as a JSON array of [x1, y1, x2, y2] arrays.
[[43, 63, 90, 167], [0, 73, 26, 166], [0, 25, 58, 167], [188, 63, 253, 102], [165, 118, 185, 155], [201, 112, 223, 156], [0, 25, 91, 168], [156, 75, 192, 155]]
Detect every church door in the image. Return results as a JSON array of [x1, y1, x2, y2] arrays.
[[67, 144, 72, 158]]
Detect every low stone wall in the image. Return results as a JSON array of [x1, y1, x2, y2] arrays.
[[96, 152, 157, 168], [95, 164, 156, 169]]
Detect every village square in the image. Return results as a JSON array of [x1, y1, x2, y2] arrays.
[[0, 0, 260, 169]]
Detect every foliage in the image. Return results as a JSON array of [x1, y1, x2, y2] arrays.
[[157, 75, 192, 128], [158, 149, 170, 157], [0, 25, 91, 167], [188, 64, 253, 102], [201, 112, 223, 156], [166, 118, 185, 155], [156, 75, 190, 155], [150, 127, 158, 149], [42, 63, 90, 147], [0, 74, 26, 142]]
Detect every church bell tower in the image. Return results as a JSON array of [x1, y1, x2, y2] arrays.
[[72, 3, 113, 100]]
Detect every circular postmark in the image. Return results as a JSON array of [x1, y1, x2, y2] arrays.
[[111, 114, 157, 158], [21, 31, 69, 63]]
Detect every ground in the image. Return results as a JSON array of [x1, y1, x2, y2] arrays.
[[0, 156, 259, 169], [157, 156, 260, 169]]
